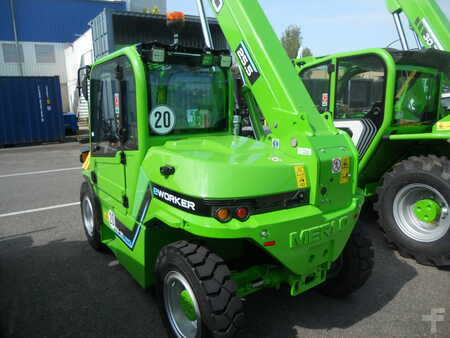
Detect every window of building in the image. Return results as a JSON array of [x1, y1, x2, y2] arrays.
[[2, 43, 24, 63], [35, 44, 56, 63]]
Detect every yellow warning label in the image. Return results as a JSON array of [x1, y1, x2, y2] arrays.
[[340, 157, 350, 184], [437, 122, 450, 131], [294, 165, 308, 188]]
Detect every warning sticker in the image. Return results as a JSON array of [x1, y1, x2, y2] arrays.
[[297, 147, 312, 156], [322, 93, 329, 107], [340, 157, 351, 184], [114, 93, 120, 115], [437, 122, 450, 131], [294, 165, 308, 188], [332, 158, 342, 174]]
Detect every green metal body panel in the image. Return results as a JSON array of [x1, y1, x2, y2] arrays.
[[81, 0, 364, 297], [386, 0, 450, 51], [295, 48, 450, 193]]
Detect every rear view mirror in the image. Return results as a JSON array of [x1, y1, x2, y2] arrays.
[[77, 66, 91, 101]]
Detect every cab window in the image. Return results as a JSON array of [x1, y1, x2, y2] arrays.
[[148, 64, 228, 135], [300, 62, 331, 113], [393, 71, 439, 125], [335, 55, 385, 125], [90, 56, 138, 156]]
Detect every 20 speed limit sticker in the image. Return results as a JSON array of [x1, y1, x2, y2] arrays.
[[149, 105, 176, 135]]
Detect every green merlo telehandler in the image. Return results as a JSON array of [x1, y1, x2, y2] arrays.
[[78, 0, 373, 336], [293, 0, 449, 266]]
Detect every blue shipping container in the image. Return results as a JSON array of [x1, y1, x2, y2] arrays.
[[0, 76, 64, 145]]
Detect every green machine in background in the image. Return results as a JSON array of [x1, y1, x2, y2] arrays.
[[78, 0, 373, 337], [294, 0, 449, 267]]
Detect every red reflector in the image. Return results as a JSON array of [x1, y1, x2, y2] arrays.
[[263, 241, 277, 247]]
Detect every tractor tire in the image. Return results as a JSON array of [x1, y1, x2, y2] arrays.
[[80, 181, 106, 251], [155, 241, 245, 338], [375, 155, 450, 267], [318, 227, 374, 298]]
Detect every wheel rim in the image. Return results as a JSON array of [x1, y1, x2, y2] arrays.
[[82, 196, 94, 237], [163, 271, 201, 338], [393, 183, 450, 242]]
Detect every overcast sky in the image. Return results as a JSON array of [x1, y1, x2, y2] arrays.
[[167, 0, 450, 56]]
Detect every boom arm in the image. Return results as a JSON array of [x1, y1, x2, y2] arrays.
[[386, 0, 450, 51], [204, 0, 335, 138]]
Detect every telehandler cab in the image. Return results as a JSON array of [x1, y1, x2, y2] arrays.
[[293, 0, 450, 266], [79, 0, 373, 336]]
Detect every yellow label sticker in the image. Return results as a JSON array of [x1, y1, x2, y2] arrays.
[[437, 122, 450, 131], [340, 157, 350, 184], [294, 165, 308, 188]]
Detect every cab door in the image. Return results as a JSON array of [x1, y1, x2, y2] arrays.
[[90, 58, 127, 212]]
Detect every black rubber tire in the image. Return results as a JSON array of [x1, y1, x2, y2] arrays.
[[155, 241, 245, 338], [318, 227, 374, 298], [80, 181, 106, 251], [374, 155, 450, 267]]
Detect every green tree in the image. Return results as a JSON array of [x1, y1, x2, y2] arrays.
[[281, 25, 313, 59], [302, 47, 313, 57], [281, 25, 302, 59]]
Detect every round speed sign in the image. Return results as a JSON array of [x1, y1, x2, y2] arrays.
[[149, 105, 176, 135]]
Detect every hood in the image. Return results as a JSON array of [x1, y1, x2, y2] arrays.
[[141, 136, 304, 199]]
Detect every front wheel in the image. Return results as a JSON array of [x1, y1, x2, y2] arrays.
[[375, 156, 450, 266], [155, 241, 245, 338], [80, 181, 106, 251]]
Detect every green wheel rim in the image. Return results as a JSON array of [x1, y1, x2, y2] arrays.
[[393, 183, 449, 243], [163, 271, 201, 338]]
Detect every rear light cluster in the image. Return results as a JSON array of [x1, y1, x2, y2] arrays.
[[214, 207, 250, 223]]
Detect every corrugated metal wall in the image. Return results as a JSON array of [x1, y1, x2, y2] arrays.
[[0, 76, 64, 145], [0, 42, 69, 81], [91, 10, 228, 60]]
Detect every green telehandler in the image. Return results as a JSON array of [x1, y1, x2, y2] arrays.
[[293, 0, 450, 266], [77, 0, 373, 336]]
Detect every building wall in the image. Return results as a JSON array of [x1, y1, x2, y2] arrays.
[[0, 41, 71, 111], [64, 30, 94, 115], [0, 0, 126, 43], [0, 0, 127, 112]]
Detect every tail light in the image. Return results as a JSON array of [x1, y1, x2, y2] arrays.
[[235, 207, 249, 221]]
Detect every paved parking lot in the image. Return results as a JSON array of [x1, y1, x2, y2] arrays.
[[0, 142, 449, 337]]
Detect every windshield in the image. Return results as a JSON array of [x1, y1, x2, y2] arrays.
[[148, 64, 228, 135]]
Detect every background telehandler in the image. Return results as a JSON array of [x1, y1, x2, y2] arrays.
[[291, 0, 449, 266]]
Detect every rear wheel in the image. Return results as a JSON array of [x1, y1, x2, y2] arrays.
[[318, 227, 374, 298], [375, 156, 450, 266], [155, 241, 245, 338]]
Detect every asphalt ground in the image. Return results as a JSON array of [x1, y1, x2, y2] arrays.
[[0, 142, 449, 337]]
